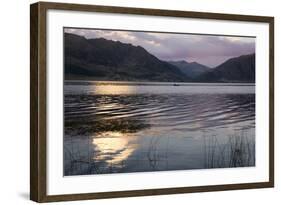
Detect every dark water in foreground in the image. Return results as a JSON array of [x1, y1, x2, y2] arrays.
[[64, 81, 255, 176]]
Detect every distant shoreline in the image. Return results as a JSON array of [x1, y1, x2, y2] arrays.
[[64, 79, 255, 87]]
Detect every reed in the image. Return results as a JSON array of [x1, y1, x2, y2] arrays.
[[204, 133, 255, 168]]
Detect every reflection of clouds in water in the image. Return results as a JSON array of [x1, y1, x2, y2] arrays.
[[92, 131, 137, 166]]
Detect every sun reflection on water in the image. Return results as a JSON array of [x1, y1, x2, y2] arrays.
[[92, 131, 137, 166], [92, 84, 136, 95], [91, 83, 138, 167]]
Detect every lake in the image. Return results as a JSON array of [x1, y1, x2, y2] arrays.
[[64, 81, 255, 176]]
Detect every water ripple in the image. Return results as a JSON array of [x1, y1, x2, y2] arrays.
[[64, 84, 255, 133]]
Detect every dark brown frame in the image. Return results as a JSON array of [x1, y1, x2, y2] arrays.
[[30, 1, 274, 202]]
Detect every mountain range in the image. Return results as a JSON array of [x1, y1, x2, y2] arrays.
[[64, 33, 255, 83], [195, 54, 255, 83], [168, 60, 210, 78], [64, 33, 188, 82]]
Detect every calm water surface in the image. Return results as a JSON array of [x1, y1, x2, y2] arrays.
[[64, 81, 255, 176]]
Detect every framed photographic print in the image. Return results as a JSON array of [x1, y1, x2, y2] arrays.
[[30, 1, 274, 202]]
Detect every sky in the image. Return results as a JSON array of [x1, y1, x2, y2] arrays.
[[65, 28, 255, 68]]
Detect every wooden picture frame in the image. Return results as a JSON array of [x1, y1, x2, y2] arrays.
[[30, 1, 274, 202]]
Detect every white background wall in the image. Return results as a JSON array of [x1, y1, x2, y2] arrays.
[[0, 0, 279, 204]]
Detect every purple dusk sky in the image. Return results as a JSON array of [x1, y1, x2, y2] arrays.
[[65, 28, 255, 68]]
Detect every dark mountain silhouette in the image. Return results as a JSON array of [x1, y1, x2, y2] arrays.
[[64, 33, 255, 83], [195, 54, 255, 83], [64, 33, 189, 82], [169, 60, 210, 78]]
